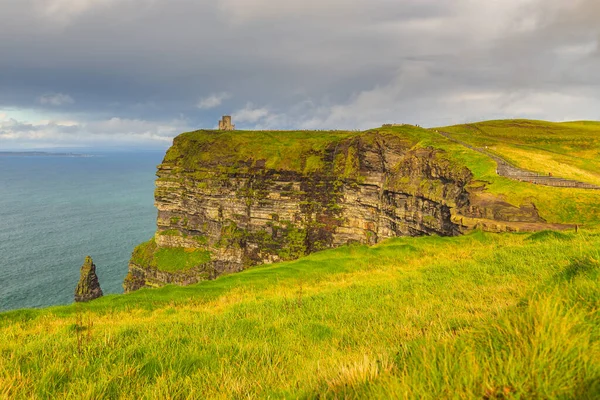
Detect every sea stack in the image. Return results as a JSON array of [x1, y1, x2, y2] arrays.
[[74, 256, 103, 302]]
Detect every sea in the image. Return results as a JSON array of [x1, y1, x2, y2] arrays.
[[0, 151, 165, 312]]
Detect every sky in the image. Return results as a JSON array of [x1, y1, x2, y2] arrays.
[[0, 0, 598, 149]]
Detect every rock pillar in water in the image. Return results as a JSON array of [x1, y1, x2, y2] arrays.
[[74, 256, 103, 302]]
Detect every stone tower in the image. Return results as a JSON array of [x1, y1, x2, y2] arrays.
[[218, 115, 235, 131]]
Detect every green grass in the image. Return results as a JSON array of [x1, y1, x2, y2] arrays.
[[131, 238, 211, 273], [163, 129, 359, 173], [439, 119, 600, 186], [1, 229, 599, 398]]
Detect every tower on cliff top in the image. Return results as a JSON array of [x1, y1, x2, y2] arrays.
[[218, 115, 235, 131]]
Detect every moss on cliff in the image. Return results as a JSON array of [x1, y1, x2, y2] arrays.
[[131, 238, 211, 273]]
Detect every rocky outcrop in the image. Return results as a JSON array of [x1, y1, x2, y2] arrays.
[[75, 256, 103, 302], [123, 128, 546, 292], [123, 262, 217, 293]]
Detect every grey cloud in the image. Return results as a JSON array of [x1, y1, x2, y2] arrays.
[[0, 0, 598, 148], [38, 93, 75, 106], [198, 93, 231, 110]]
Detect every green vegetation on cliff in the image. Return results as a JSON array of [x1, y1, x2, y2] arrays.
[[163, 129, 359, 174], [1, 229, 599, 398], [131, 238, 211, 273], [161, 123, 600, 228], [140, 121, 600, 280]]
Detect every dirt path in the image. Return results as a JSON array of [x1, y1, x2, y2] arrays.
[[435, 130, 600, 190]]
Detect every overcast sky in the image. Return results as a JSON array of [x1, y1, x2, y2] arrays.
[[0, 0, 598, 149]]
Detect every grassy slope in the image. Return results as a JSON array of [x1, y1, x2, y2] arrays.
[[1, 230, 599, 399], [439, 119, 600, 181], [395, 121, 600, 226]]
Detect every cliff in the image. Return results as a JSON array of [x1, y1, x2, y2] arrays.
[[124, 126, 544, 292]]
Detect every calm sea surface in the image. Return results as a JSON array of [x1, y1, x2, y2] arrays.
[[0, 152, 164, 312]]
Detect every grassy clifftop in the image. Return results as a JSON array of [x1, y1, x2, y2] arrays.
[[162, 125, 462, 174], [163, 129, 360, 174], [1, 229, 599, 398], [159, 123, 600, 226]]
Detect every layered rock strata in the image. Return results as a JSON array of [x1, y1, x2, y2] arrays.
[[75, 256, 103, 302], [124, 129, 543, 292]]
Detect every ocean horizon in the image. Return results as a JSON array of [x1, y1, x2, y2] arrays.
[[0, 150, 164, 312]]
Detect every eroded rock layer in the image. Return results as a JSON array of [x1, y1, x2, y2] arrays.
[[124, 128, 542, 292]]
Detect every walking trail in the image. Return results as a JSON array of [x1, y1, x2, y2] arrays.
[[435, 130, 600, 190]]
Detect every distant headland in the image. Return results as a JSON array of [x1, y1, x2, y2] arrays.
[[0, 151, 92, 157]]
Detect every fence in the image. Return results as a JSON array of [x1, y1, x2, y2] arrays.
[[435, 131, 600, 190]]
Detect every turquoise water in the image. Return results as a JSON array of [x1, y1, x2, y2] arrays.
[[0, 152, 164, 311]]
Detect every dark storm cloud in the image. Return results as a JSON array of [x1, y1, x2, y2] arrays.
[[0, 0, 598, 148], [0, 0, 447, 109]]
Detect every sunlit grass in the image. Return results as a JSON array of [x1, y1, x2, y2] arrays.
[[3, 120, 600, 397], [439, 119, 600, 185], [130, 238, 211, 272], [1, 229, 598, 398], [402, 120, 600, 225], [492, 144, 600, 186]]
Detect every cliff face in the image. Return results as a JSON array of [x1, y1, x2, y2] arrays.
[[124, 128, 541, 292]]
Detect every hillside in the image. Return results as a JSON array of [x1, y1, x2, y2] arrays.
[[378, 122, 600, 227], [427, 121, 600, 226], [435, 120, 600, 224], [438, 120, 600, 187], [1, 229, 599, 398]]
